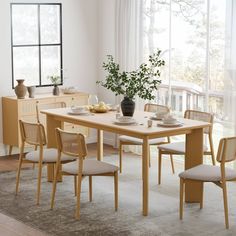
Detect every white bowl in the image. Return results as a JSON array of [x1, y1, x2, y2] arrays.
[[163, 117, 177, 124], [155, 112, 168, 119], [118, 116, 133, 122], [71, 106, 87, 113]]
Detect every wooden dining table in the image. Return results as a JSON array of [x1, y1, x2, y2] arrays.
[[41, 107, 210, 216]]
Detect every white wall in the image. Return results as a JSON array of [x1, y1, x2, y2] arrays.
[[0, 0, 99, 149], [97, 0, 116, 105]]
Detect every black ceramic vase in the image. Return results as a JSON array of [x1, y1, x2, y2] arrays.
[[53, 85, 59, 96], [121, 97, 135, 117]]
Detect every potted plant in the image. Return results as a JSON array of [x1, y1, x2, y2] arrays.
[[48, 75, 61, 96], [97, 50, 165, 116]]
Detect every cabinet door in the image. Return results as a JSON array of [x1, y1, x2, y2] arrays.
[[18, 100, 37, 116]]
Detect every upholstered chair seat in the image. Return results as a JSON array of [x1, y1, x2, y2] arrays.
[[62, 159, 119, 176], [119, 135, 166, 145], [179, 164, 236, 182], [158, 142, 208, 154], [25, 148, 75, 163]]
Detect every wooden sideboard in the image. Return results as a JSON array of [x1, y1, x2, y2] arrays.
[[2, 92, 89, 155]]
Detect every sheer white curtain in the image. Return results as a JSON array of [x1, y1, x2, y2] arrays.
[[224, 0, 236, 134], [115, 0, 143, 152], [224, 0, 236, 168], [115, 0, 143, 109]]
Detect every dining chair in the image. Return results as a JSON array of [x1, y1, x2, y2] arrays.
[[36, 101, 66, 123], [15, 120, 75, 205], [51, 128, 119, 219], [157, 110, 215, 184], [118, 103, 171, 173], [179, 136, 236, 229], [33, 101, 66, 156]]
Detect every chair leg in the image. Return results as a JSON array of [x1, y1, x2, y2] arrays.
[[209, 134, 216, 166], [50, 162, 60, 209], [9, 145, 13, 156], [158, 150, 162, 185], [36, 161, 43, 205], [170, 154, 175, 174], [89, 176, 92, 202], [33, 145, 38, 169], [200, 182, 204, 209], [179, 178, 184, 220], [149, 147, 151, 168], [74, 176, 77, 196], [222, 181, 229, 229], [15, 154, 23, 195], [119, 143, 123, 173], [114, 171, 118, 211], [75, 174, 82, 220]]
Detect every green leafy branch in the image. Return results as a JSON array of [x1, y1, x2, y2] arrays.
[[97, 50, 165, 100]]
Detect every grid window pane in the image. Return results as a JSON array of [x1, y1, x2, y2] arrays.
[[12, 5, 38, 45], [41, 46, 61, 85], [13, 47, 39, 86], [40, 5, 61, 44], [11, 3, 62, 88]]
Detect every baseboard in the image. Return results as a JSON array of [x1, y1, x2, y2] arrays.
[[0, 143, 8, 156]]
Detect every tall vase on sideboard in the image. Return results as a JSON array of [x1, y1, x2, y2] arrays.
[[14, 79, 27, 99]]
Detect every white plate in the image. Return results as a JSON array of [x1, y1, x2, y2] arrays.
[[68, 111, 90, 115], [113, 119, 137, 125], [150, 116, 163, 121], [158, 122, 183, 127]]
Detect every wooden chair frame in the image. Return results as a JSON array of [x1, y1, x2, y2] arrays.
[[158, 109, 215, 185], [36, 101, 66, 123], [15, 120, 74, 205], [51, 128, 119, 219], [179, 137, 236, 229], [119, 103, 171, 173]]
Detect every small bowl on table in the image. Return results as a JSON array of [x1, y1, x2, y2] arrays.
[[71, 106, 87, 113]]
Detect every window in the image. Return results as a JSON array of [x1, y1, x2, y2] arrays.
[[11, 3, 63, 88], [143, 0, 234, 151]]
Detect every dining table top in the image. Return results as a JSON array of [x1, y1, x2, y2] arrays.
[[41, 108, 210, 139]]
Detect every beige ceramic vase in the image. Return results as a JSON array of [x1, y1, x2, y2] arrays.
[[14, 79, 27, 99]]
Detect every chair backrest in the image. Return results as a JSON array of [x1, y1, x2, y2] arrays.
[[36, 101, 66, 123], [216, 137, 236, 163], [144, 103, 170, 113], [55, 128, 87, 159], [19, 120, 47, 146], [184, 110, 213, 134]]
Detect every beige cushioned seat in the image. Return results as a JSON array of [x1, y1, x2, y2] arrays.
[[62, 159, 119, 175], [158, 141, 208, 154], [179, 164, 236, 182], [25, 148, 75, 163], [119, 135, 166, 145]]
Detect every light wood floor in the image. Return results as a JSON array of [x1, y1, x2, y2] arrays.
[[0, 144, 117, 236]]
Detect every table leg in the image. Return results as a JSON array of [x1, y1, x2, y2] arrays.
[[46, 115, 62, 148], [46, 115, 63, 182], [185, 128, 203, 202], [142, 137, 149, 216], [97, 129, 103, 161]]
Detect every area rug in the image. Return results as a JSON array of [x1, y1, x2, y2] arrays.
[[0, 154, 236, 236]]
